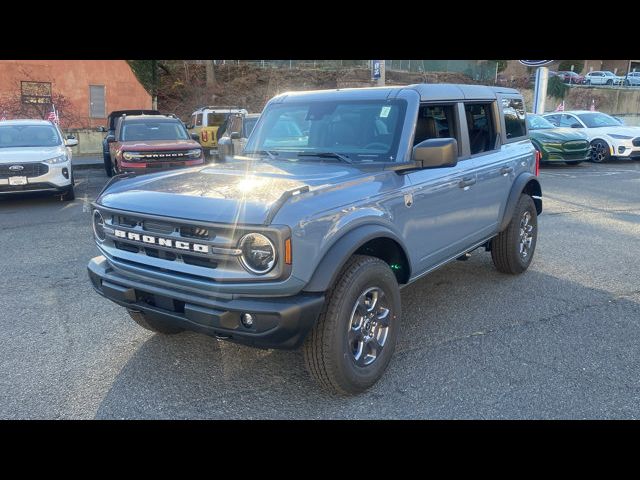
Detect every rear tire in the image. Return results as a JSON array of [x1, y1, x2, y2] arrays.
[[491, 194, 538, 274], [127, 309, 184, 334], [303, 255, 401, 395]]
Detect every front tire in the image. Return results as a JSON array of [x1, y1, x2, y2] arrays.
[[104, 153, 113, 177], [61, 184, 75, 201], [303, 255, 401, 395], [127, 309, 183, 334], [491, 194, 538, 274], [590, 139, 610, 163]]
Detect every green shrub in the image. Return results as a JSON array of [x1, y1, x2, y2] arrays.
[[547, 76, 568, 99]]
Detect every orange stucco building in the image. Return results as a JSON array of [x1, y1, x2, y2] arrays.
[[0, 60, 151, 128]]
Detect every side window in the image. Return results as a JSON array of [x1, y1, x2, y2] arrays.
[[545, 114, 560, 126], [190, 114, 196, 127], [195, 113, 203, 127], [502, 97, 526, 140], [228, 116, 243, 136], [413, 104, 457, 147], [464, 102, 496, 155], [559, 115, 577, 128]]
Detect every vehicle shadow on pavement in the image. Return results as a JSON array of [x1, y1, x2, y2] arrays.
[[94, 254, 640, 419]]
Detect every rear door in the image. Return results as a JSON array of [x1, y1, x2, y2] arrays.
[[465, 97, 519, 236]]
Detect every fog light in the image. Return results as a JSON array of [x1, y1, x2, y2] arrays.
[[618, 146, 626, 154], [240, 313, 254, 328], [62, 167, 69, 179]]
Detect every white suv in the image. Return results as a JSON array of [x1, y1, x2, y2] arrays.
[[0, 119, 78, 200], [584, 71, 624, 86], [624, 72, 640, 86]]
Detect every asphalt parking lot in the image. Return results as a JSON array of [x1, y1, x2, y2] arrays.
[[1, 160, 639, 419]]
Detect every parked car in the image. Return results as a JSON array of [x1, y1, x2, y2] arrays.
[[556, 71, 585, 85], [526, 113, 590, 165], [584, 71, 624, 86], [0, 119, 77, 200], [88, 83, 542, 394], [542, 110, 640, 162], [217, 113, 260, 159], [623, 71, 640, 86], [105, 114, 204, 175], [99, 109, 160, 177], [529, 70, 557, 84], [186, 106, 248, 157]]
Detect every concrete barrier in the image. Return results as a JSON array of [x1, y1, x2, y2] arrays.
[[62, 129, 105, 156]]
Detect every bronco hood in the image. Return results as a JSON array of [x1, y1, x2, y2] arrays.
[[119, 140, 200, 150], [97, 158, 374, 225]]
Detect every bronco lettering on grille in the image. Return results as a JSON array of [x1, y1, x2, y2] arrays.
[[113, 229, 210, 253]]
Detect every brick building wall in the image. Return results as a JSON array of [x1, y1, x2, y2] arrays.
[[0, 60, 151, 128]]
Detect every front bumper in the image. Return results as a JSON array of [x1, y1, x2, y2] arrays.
[[119, 158, 205, 173], [87, 256, 325, 349], [610, 141, 640, 159], [0, 162, 72, 194]]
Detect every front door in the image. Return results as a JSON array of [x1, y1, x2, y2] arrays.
[[402, 103, 484, 273]]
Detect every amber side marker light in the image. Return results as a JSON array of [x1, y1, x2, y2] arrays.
[[285, 238, 292, 265]]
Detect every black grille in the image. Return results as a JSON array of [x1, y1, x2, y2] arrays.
[[180, 225, 212, 240], [128, 151, 193, 161], [562, 140, 589, 151], [633, 137, 640, 147], [0, 163, 49, 179], [0, 182, 57, 192], [143, 220, 175, 234]]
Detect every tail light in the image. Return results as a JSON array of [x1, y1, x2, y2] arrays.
[[534, 149, 540, 176]]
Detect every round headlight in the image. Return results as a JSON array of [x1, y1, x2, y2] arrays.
[[239, 233, 276, 274], [122, 152, 134, 161], [93, 210, 106, 242]]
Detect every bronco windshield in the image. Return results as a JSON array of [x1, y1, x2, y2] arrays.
[[244, 99, 407, 163], [121, 121, 189, 141], [0, 124, 62, 148]]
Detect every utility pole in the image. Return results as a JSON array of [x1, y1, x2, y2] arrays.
[[532, 67, 549, 114], [206, 60, 216, 88], [151, 59, 158, 110]]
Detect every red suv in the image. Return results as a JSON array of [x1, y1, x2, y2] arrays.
[[556, 71, 585, 84], [106, 114, 204, 175]]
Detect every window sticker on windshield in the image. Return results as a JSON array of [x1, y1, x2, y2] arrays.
[[380, 106, 391, 118]]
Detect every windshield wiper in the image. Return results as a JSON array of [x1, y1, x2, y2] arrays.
[[297, 152, 353, 164], [244, 150, 279, 160]]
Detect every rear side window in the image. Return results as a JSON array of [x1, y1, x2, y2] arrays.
[[502, 97, 526, 140], [195, 113, 203, 126], [464, 103, 496, 155]]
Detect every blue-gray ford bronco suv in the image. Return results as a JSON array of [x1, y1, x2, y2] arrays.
[[88, 84, 542, 394]]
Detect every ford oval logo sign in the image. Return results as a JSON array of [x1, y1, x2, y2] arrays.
[[9, 165, 24, 171], [519, 60, 554, 66]]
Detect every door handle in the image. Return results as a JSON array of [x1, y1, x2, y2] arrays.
[[458, 177, 476, 188], [500, 166, 514, 176]]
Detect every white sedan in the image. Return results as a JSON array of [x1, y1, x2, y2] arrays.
[[542, 110, 640, 162]]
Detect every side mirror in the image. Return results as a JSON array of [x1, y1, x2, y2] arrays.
[[65, 138, 79, 147], [412, 138, 458, 168], [97, 126, 106, 133], [106, 134, 116, 143], [191, 133, 200, 141], [230, 132, 241, 140]]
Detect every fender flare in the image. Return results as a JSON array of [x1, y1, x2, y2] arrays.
[[499, 173, 542, 231], [303, 224, 410, 293]]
